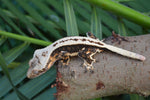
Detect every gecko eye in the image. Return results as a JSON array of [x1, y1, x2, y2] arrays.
[[32, 70, 39, 75], [30, 61, 36, 68]]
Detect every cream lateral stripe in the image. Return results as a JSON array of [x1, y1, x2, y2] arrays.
[[104, 44, 146, 61]]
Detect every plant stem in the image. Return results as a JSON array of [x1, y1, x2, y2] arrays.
[[83, 0, 150, 28], [0, 30, 51, 46]]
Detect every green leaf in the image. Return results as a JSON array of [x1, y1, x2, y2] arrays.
[[0, 61, 28, 98], [113, 0, 133, 3], [90, 98, 102, 100], [0, 42, 28, 97], [3, 42, 29, 65], [130, 94, 145, 100], [31, 0, 66, 31], [0, 42, 28, 71], [83, 0, 150, 28], [117, 17, 127, 36], [0, 31, 51, 46], [3, 67, 56, 100], [63, 0, 79, 36], [34, 87, 56, 100], [0, 52, 29, 100], [74, 0, 114, 36], [2, 0, 49, 41], [15, 0, 62, 39], [0, 9, 26, 35], [91, 6, 102, 39], [7, 62, 20, 69], [0, 36, 7, 46]]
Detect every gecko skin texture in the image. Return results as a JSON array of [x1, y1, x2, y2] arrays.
[[27, 33, 146, 78]]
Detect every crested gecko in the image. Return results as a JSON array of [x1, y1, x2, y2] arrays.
[[27, 32, 146, 78]]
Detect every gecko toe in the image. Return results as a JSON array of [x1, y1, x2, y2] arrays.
[[90, 70, 94, 73], [64, 65, 69, 67]]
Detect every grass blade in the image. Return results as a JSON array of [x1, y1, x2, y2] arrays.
[[63, 0, 79, 36], [2, 0, 49, 41], [74, 1, 114, 36], [0, 9, 26, 35], [3, 67, 56, 100], [0, 52, 29, 100], [114, 0, 133, 2], [7, 62, 20, 69], [0, 42, 28, 71], [0, 36, 7, 46], [91, 6, 102, 39], [117, 17, 127, 36], [16, 0, 62, 39], [0, 31, 51, 46], [0, 61, 28, 97], [34, 87, 56, 100], [83, 0, 150, 28], [130, 94, 145, 100], [3, 42, 29, 65], [31, 0, 66, 31]]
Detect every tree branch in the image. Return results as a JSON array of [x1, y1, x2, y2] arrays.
[[55, 34, 150, 100]]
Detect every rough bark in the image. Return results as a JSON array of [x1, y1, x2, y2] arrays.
[[55, 34, 150, 100]]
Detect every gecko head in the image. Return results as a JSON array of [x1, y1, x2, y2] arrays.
[[27, 48, 53, 79]]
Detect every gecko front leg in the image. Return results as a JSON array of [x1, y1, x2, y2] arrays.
[[78, 47, 103, 71], [58, 51, 70, 67]]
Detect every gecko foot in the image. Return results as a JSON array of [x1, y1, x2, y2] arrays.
[[78, 47, 101, 72], [58, 51, 70, 67], [84, 65, 94, 73], [82, 61, 94, 73]]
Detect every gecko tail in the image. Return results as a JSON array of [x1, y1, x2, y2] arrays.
[[104, 44, 146, 61]]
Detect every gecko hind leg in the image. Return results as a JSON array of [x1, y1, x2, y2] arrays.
[[78, 47, 102, 72]]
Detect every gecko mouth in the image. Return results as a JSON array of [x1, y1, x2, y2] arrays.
[[27, 67, 48, 78], [27, 57, 54, 78]]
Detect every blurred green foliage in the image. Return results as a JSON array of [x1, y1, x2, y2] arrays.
[[0, 0, 150, 100]]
